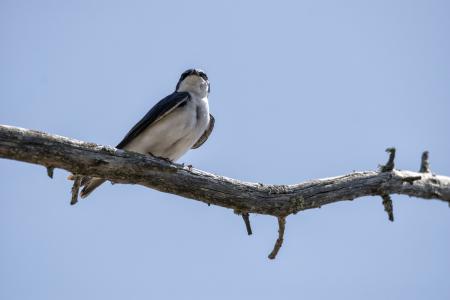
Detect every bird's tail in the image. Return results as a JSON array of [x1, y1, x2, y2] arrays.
[[79, 177, 106, 198]]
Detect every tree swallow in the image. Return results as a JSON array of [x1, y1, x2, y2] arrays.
[[78, 69, 214, 198]]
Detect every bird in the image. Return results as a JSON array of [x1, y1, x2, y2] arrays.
[[77, 68, 215, 199]]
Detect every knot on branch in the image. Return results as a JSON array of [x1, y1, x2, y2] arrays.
[[380, 147, 396, 172], [402, 176, 422, 185], [288, 196, 305, 214]]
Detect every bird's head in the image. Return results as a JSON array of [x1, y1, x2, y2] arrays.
[[175, 69, 210, 97]]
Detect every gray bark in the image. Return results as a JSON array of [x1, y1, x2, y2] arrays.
[[1, 124, 449, 259], [1, 124, 449, 215]]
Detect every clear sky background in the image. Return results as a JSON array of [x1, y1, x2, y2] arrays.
[[1, 1, 449, 299]]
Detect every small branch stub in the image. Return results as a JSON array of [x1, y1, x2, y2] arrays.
[[380, 147, 396, 172], [268, 217, 286, 260], [381, 194, 394, 222], [420, 151, 431, 173], [71, 176, 81, 205], [242, 213, 253, 235], [46, 166, 54, 179]]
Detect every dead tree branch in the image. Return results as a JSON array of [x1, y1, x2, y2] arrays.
[[1, 124, 449, 259]]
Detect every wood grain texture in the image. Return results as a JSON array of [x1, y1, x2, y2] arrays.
[[1, 124, 449, 216]]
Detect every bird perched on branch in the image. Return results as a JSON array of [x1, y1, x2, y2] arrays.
[[74, 69, 215, 198]]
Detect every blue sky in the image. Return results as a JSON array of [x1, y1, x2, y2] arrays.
[[1, 1, 449, 299]]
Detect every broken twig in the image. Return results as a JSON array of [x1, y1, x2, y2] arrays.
[[70, 176, 81, 205], [242, 213, 253, 235], [380, 147, 396, 172], [268, 217, 286, 259], [381, 194, 394, 222], [420, 151, 431, 173]]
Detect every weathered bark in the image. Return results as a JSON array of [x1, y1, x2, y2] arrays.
[[1, 124, 449, 213], [1, 124, 449, 258]]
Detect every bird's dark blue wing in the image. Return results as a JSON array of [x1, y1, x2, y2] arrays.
[[116, 91, 190, 149]]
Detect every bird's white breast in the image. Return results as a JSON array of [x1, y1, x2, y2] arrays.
[[123, 95, 210, 161]]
